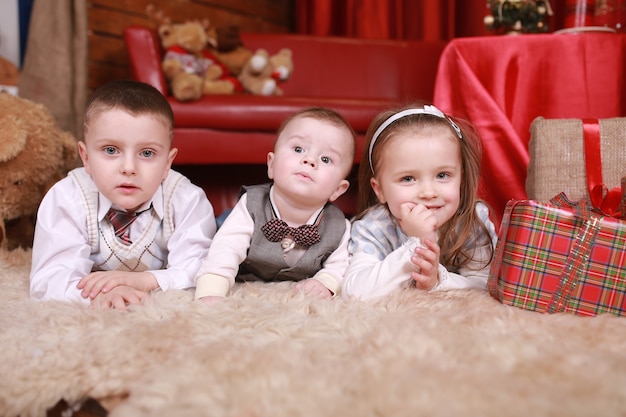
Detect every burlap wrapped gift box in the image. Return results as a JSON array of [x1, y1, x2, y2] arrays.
[[527, 117, 626, 202]]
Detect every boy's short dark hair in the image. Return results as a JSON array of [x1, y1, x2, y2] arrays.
[[83, 80, 174, 141]]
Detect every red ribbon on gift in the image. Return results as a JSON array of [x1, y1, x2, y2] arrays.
[[582, 119, 623, 218]]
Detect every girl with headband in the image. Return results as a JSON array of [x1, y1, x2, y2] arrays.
[[342, 104, 497, 301]]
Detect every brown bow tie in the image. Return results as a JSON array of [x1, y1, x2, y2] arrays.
[[261, 218, 321, 248]]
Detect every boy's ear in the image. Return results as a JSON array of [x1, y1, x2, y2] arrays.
[[77, 141, 91, 175], [328, 179, 349, 202], [266, 152, 275, 179], [163, 147, 178, 180], [370, 177, 386, 204], [168, 147, 178, 163]]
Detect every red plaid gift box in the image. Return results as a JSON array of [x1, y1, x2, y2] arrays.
[[488, 188, 626, 317]]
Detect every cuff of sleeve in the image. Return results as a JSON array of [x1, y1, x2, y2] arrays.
[[194, 274, 230, 299], [403, 236, 425, 253], [431, 264, 449, 291], [312, 272, 340, 296]]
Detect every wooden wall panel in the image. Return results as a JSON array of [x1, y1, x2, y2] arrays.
[[87, 0, 294, 91]]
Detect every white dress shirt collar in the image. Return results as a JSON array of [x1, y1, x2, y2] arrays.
[[268, 185, 323, 226]]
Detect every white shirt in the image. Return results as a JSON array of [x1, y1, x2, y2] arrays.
[[30, 171, 217, 303], [342, 203, 497, 301]]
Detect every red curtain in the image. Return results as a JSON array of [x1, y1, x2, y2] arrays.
[[295, 0, 457, 41], [295, 0, 570, 40]]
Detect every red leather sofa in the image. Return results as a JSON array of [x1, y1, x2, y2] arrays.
[[124, 26, 447, 216]]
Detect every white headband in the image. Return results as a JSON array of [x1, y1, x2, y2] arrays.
[[368, 105, 462, 174]]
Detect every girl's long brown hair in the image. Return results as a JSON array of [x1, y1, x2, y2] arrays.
[[356, 104, 494, 271]]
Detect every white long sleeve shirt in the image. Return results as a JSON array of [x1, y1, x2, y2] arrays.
[[342, 203, 497, 301], [30, 170, 217, 303]]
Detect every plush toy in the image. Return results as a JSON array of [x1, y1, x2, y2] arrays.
[[206, 25, 254, 77], [158, 18, 243, 101], [0, 92, 77, 250], [269, 48, 294, 86], [238, 48, 294, 96], [146, 5, 238, 101], [146, 6, 292, 98]]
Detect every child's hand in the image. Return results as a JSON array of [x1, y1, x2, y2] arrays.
[[409, 237, 440, 291], [197, 295, 225, 306], [78, 271, 158, 300], [90, 286, 148, 311], [294, 279, 333, 299], [398, 203, 438, 241]]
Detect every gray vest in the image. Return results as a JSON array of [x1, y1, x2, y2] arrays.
[[238, 183, 346, 282]]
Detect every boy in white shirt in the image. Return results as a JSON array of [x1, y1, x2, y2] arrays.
[[194, 107, 355, 304], [30, 80, 217, 310]]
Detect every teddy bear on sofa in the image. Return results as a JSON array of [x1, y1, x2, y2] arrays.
[[145, 6, 294, 100], [208, 26, 294, 96], [0, 92, 77, 250], [158, 17, 243, 102], [238, 48, 294, 96], [206, 24, 254, 79]]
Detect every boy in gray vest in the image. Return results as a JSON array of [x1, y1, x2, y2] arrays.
[[30, 80, 217, 310], [194, 107, 356, 304]]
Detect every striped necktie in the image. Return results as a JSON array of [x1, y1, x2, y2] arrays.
[[107, 209, 139, 245]]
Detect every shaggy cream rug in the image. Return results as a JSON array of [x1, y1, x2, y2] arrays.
[[1, 247, 626, 417]]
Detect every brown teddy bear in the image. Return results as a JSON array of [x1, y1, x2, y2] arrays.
[[206, 25, 254, 77], [146, 6, 292, 98], [158, 18, 243, 101], [0, 92, 78, 250], [238, 48, 294, 96]]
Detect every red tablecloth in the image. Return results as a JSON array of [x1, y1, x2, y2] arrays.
[[433, 32, 626, 222]]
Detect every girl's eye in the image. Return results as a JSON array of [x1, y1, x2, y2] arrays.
[[320, 156, 331, 164], [437, 172, 450, 180], [294, 146, 303, 153], [401, 176, 414, 183], [140, 149, 155, 158], [104, 146, 117, 155]]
